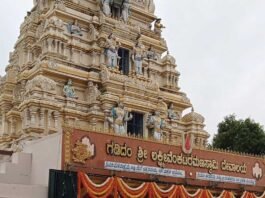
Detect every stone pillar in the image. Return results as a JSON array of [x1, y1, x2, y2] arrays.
[[47, 38, 53, 52], [143, 113, 148, 140], [0, 113, 3, 135], [163, 131, 170, 144], [27, 48, 32, 63], [10, 118, 17, 135], [170, 131, 178, 145], [91, 51, 96, 66], [47, 110, 53, 129], [90, 118, 97, 132], [1, 110, 8, 135], [100, 50, 105, 65], [39, 108, 45, 128], [52, 40, 56, 53], [54, 111, 60, 129], [23, 50, 27, 65], [26, 49, 30, 63], [61, 43, 65, 55], [42, 41, 46, 53], [194, 136, 199, 147], [175, 77, 178, 88], [143, 67, 148, 78], [166, 73, 169, 86], [22, 109, 27, 129], [29, 107, 38, 127], [56, 40, 60, 53], [103, 110, 110, 133]]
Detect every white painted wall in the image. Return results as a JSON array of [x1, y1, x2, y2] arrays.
[[0, 183, 47, 198], [23, 133, 63, 186], [0, 153, 32, 185]]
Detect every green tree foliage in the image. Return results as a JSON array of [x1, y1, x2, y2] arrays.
[[212, 115, 265, 155]]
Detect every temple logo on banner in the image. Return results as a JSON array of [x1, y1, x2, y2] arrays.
[[72, 136, 95, 164]]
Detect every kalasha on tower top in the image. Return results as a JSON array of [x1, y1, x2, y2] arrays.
[[0, 0, 209, 151]]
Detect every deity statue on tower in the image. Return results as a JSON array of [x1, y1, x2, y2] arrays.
[[167, 103, 180, 120], [110, 101, 133, 135], [105, 33, 121, 68], [88, 23, 99, 41], [121, 0, 130, 22], [132, 35, 145, 75], [68, 20, 83, 36], [147, 111, 165, 140], [101, 0, 113, 17], [146, 45, 157, 61], [63, 79, 78, 99], [154, 18, 165, 36]]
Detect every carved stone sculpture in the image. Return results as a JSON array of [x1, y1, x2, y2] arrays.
[[86, 81, 101, 104], [63, 79, 78, 99], [154, 18, 165, 36], [67, 20, 83, 36], [101, 0, 113, 17], [167, 103, 180, 120], [13, 81, 26, 104], [25, 75, 56, 95], [35, 0, 49, 10], [146, 45, 157, 60], [45, 16, 64, 29], [54, 0, 66, 10], [105, 33, 121, 68], [132, 36, 145, 74], [88, 24, 99, 41], [121, 0, 130, 22], [110, 101, 133, 135], [147, 111, 165, 140], [146, 0, 155, 13]]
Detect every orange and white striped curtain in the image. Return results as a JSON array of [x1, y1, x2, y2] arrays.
[[77, 172, 264, 198]]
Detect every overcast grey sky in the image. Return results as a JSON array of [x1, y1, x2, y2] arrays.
[[1, 1, 265, 140]]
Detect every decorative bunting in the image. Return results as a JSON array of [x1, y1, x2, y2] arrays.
[[217, 191, 235, 198], [77, 172, 264, 198], [241, 191, 265, 198]]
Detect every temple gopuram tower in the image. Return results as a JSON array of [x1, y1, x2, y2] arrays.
[[0, 0, 209, 150]]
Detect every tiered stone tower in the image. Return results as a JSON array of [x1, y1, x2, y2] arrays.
[[0, 0, 209, 151]]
